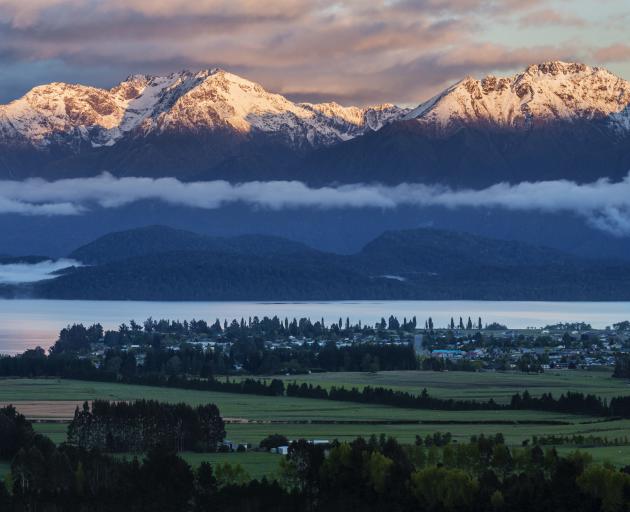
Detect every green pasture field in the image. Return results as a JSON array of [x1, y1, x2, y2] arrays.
[[0, 378, 590, 424], [1, 376, 630, 472], [238, 368, 630, 404], [26, 415, 630, 449], [555, 445, 630, 467], [33, 422, 69, 444], [28, 417, 619, 446], [179, 452, 282, 480], [115, 451, 282, 481]]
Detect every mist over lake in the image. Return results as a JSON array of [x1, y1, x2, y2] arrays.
[[0, 259, 80, 284], [1, 299, 628, 354]]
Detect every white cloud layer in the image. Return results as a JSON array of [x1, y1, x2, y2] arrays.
[[3, 173, 630, 236], [0, 259, 80, 284]]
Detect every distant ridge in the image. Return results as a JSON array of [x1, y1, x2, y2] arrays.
[[21, 225, 630, 301], [70, 225, 316, 265]]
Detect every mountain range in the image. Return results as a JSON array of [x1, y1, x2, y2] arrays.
[[3, 225, 629, 301], [2, 61, 630, 186]]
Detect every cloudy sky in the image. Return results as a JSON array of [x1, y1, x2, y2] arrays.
[[1, 0, 629, 105]]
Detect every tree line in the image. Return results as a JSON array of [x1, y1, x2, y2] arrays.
[[68, 400, 225, 453], [3, 411, 630, 511], [51, 315, 422, 354], [285, 382, 630, 418], [531, 433, 630, 447], [1, 339, 420, 378]]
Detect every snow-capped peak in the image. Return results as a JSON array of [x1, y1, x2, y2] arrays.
[[0, 69, 406, 151], [404, 61, 630, 133]]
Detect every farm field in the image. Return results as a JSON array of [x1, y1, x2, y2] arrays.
[[33, 421, 69, 444], [114, 451, 282, 481], [179, 452, 282, 480], [1, 378, 629, 445], [0, 372, 630, 484], [27, 415, 630, 449], [2, 376, 630, 471], [555, 445, 630, 467], [0, 378, 589, 424], [246, 368, 630, 403]]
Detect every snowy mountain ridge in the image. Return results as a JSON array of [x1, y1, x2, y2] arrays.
[[2, 61, 630, 168], [404, 61, 630, 134], [0, 69, 405, 150]]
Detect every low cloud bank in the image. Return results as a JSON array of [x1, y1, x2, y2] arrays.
[[0, 259, 81, 284], [3, 173, 630, 236]]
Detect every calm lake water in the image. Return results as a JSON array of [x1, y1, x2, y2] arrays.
[[1, 299, 629, 355]]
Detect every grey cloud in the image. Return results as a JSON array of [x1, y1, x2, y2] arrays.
[[3, 173, 630, 237], [0, 0, 597, 105], [594, 44, 630, 63], [517, 8, 586, 28]]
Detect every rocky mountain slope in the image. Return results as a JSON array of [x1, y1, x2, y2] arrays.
[[404, 61, 630, 134], [0, 69, 403, 152], [2, 61, 630, 184], [303, 62, 630, 186]]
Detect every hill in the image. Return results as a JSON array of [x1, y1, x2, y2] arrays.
[[70, 225, 315, 265], [24, 226, 630, 301]]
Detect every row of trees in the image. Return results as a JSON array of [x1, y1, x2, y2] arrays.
[[49, 313, 505, 356], [50, 315, 422, 353], [531, 433, 630, 447], [287, 383, 501, 411], [101, 341, 418, 376], [285, 382, 630, 418], [67, 400, 226, 453], [2, 338, 420, 378]]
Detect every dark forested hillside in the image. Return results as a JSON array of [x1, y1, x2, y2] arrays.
[[356, 228, 577, 273], [298, 120, 630, 187], [70, 225, 315, 265], [21, 225, 630, 300]]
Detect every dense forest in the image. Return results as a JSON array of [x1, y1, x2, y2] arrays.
[[68, 400, 225, 452], [2, 407, 630, 512], [10, 225, 630, 300]]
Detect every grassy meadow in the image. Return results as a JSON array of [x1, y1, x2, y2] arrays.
[[113, 451, 283, 481], [236, 368, 630, 403], [1, 371, 629, 473]]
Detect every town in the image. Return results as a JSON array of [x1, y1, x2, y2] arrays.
[[49, 315, 630, 376]]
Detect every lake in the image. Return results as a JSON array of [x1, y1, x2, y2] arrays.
[[0, 299, 629, 354]]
